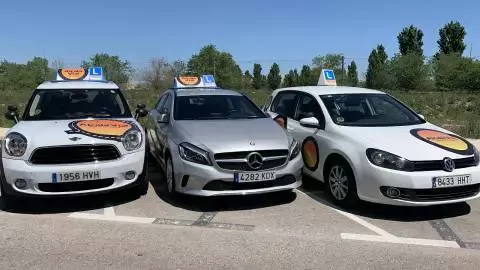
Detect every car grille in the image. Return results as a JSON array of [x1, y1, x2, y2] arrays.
[[412, 156, 477, 171], [38, 178, 115, 192], [203, 175, 296, 191], [381, 184, 480, 202], [214, 149, 289, 171], [30, 145, 121, 165]]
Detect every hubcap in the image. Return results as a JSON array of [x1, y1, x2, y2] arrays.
[[328, 165, 349, 201], [166, 160, 173, 193]]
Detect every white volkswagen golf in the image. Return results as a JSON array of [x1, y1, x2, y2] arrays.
[[264, 69, 480, 207], [0, 67, 149, 208]]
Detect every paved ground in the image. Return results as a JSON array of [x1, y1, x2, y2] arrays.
[[2, 158, 480, 269]]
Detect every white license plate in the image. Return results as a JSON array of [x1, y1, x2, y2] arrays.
[[234, 171, 276, 183], [52, 171, 101, 183], [432, 174, 472, 188]]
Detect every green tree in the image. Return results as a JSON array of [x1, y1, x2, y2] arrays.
[[252, 63, 263, 89], [26, 57, 50, 85], [437, 21, 467, 56], [299, 65, 314, 86], [391, 53, 427, 91], [142, 57, 174, 91], [283, 69, 298, 87], [366, 44, 392, 89], [312, 53, 345, 84], [435, 54, 480, 92], [82, 53, 132, 85], [267, 63, 281, 90], [187, 44, 243, 89], [243, 70, 253, 89], [347, 60, 358, 86], [171, 60, 187, 76], [397, 25, 424, 56]]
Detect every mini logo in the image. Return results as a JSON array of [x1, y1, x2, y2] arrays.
[[443, 157, 455, 172], [69, 137, 82, 141], [246, 152, 263, 170]]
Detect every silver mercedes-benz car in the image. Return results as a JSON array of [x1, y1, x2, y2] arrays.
[[145, 75, 303, 197]]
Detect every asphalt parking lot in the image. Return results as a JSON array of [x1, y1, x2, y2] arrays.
[[2, 156, 480, 252]]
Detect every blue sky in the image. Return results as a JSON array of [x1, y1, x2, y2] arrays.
[[1, 0, 479, 77]]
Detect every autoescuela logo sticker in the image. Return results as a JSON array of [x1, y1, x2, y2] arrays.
[[65, 119, 139, 142], [177, 76, 200, 86], [58, 68, 88, 80], [302, 137, 319, 171], [410, 128, 474, 155]]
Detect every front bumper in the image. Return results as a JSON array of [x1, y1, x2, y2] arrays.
[[172, 153, 303, 196], [357, 161, 480, 206], [1, 151, 145, 197]]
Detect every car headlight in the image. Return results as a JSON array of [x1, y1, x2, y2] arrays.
[[289, 139, 301, 160], [178, 142, 212, 166], [474, 146, 479, 166], [122, 130, 142, 151], [366, 148, 414, 171], [4, 132, 28, 157]]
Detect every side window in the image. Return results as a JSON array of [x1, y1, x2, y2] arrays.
[[270, 92, 299, 119], [155, 95, 167, 111], [295, 94, 325, 127], [160, 94, 172, 113], [262, 95, 273, 112]]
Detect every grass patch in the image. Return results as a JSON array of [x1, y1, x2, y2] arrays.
[[1, 88, 479, 138]]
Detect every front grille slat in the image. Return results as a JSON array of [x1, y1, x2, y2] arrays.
[[412, 156, 476, 171], [214, 149, 289, 171], [38, 178, 115, 192], [30, 145, 121, 165], [387, 184, 480, 202]]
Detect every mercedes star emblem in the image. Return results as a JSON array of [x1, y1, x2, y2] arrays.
[[443, 157, 455, 172], [246, 152, 263, 170]]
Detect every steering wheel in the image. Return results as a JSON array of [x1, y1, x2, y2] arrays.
[[98, 106, 114, 115]]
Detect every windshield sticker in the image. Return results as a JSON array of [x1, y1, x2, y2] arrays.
[[410, 128, 474, 155], [65, 119, 138, 141], [302, 137, 319, 171], [273, 114, 287, 129], [58, 68, 88, 80], [336, 117, 345, 123]]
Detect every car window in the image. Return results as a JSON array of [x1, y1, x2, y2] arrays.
[[270, 91, 299, 119], [174, 94, 267, 120], [295, 94, 325, 125], [23, 88, 131, 120], [160, 94, 172, 113], [320, 93, 425, 127], [155, 94, 167, 111]]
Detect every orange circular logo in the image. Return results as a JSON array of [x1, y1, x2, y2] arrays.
[[177, 76, 200, 85], [59, 68, 87, 80], [411, 128, 473, 155], [66, 120, 137, 141], [302, 137, 319, 171]]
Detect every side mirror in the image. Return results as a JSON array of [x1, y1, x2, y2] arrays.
[[156, 113, 169, 124], [137, 103, 146, 109], [5, 105, 19, 123], [418, 114, 425, 120], [299, 117, 321, 129], [135, 104, 148, 119]]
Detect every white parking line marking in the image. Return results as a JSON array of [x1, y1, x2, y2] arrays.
[[341, 233, 460, 248], [104, 207, 116, 217], [69, 212, 155, 224], [296, 189, 461, 248]]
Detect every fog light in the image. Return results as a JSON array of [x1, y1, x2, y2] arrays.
[[125, 171, 136, 180], [14, 179, 27, 189], [385, 187, 400, 198]]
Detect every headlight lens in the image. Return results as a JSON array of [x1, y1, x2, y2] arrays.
[[474, 146, 479, 166], [366, 148, 414, 171], [122, 130, 142, 151], [289, 139, 301, 160], [178, 142, 212, 166], [4, 132, 28, 157]]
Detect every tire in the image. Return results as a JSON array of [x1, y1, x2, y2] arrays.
[[0, 182, 16, 211], [165, 156, 177, 198], [133, 149, 149, 196], [324, 158, 359, 208]]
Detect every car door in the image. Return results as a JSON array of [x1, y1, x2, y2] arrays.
[[267, 90, 301, 131], [155, 92, 173, 163], [148, 94, 168, 157], [289, 93, 328, 177]]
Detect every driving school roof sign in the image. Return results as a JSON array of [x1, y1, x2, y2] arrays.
[[317, 69, 337, 86], [56, 67, 106, 81], [173, 75, 217, 89]]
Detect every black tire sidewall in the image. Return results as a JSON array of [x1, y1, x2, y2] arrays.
[[166, 156, 176, 195], [325, 159, 358, 208]]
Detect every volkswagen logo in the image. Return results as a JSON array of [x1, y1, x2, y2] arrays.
[[246, 152, 263, 170], [443, 157, 455, 172]]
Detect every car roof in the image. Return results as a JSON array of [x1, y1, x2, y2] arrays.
[[272, 85, 386, 96], [173, 88, 243, 97], [36, 80, 120, 90]]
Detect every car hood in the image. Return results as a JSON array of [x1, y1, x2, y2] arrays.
[[173, 118, 291, 153], [4, 118, 143, 158], [337, 122, 476, 160]]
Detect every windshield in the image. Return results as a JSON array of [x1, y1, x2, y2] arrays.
[[23, 89, 132, 120], [174, 94, 267, 120], [319, 93, 425, 127]]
